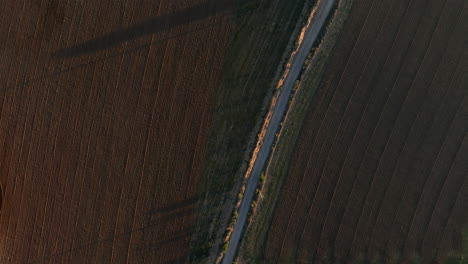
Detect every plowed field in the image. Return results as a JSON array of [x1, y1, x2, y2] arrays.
[[265, 0, 468, 262], [0, 0, 234, 263]]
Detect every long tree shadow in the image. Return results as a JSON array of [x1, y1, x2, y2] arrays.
[[148, 196, 199, 214], [53, 0, 240, 57], [29, 215, 214, 262]]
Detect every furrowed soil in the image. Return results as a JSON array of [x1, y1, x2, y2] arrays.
[[0, 0, 235, 262], [263, 0, 468, 262]]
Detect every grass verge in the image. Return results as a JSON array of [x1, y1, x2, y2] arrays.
[[445, 226, 468, 264]]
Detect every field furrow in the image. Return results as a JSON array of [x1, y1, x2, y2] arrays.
[[262, 0, 468, 262]]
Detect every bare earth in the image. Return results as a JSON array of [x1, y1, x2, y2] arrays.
[[265, 0, 468, 262], [0, 0, 234, 262]]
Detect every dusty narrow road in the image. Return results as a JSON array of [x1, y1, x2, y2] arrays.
[[221, 0, 337, 263]]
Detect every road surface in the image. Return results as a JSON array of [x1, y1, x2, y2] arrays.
[[221, 0, 337, 263]]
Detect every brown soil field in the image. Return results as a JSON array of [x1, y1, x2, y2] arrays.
[[0, 0, 235, 263], [264, 0, 468, 262]]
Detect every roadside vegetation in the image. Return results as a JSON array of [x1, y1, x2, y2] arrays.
[[189, 0, 312, 262], [239, 0, 354, 261], [445, 226, 467, 264]]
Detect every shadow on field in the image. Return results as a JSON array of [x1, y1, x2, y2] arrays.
[[147, 197, 199, 221], [29, 218, 208, 262], [53, 0, 239, 57], [149, 196, 199, 214]]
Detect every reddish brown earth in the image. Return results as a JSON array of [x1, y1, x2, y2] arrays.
[[265, 0, 468, 262], [0, 0, 235, 263]]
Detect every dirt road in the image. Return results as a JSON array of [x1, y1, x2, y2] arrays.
[[221, 0, 337, 262]]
